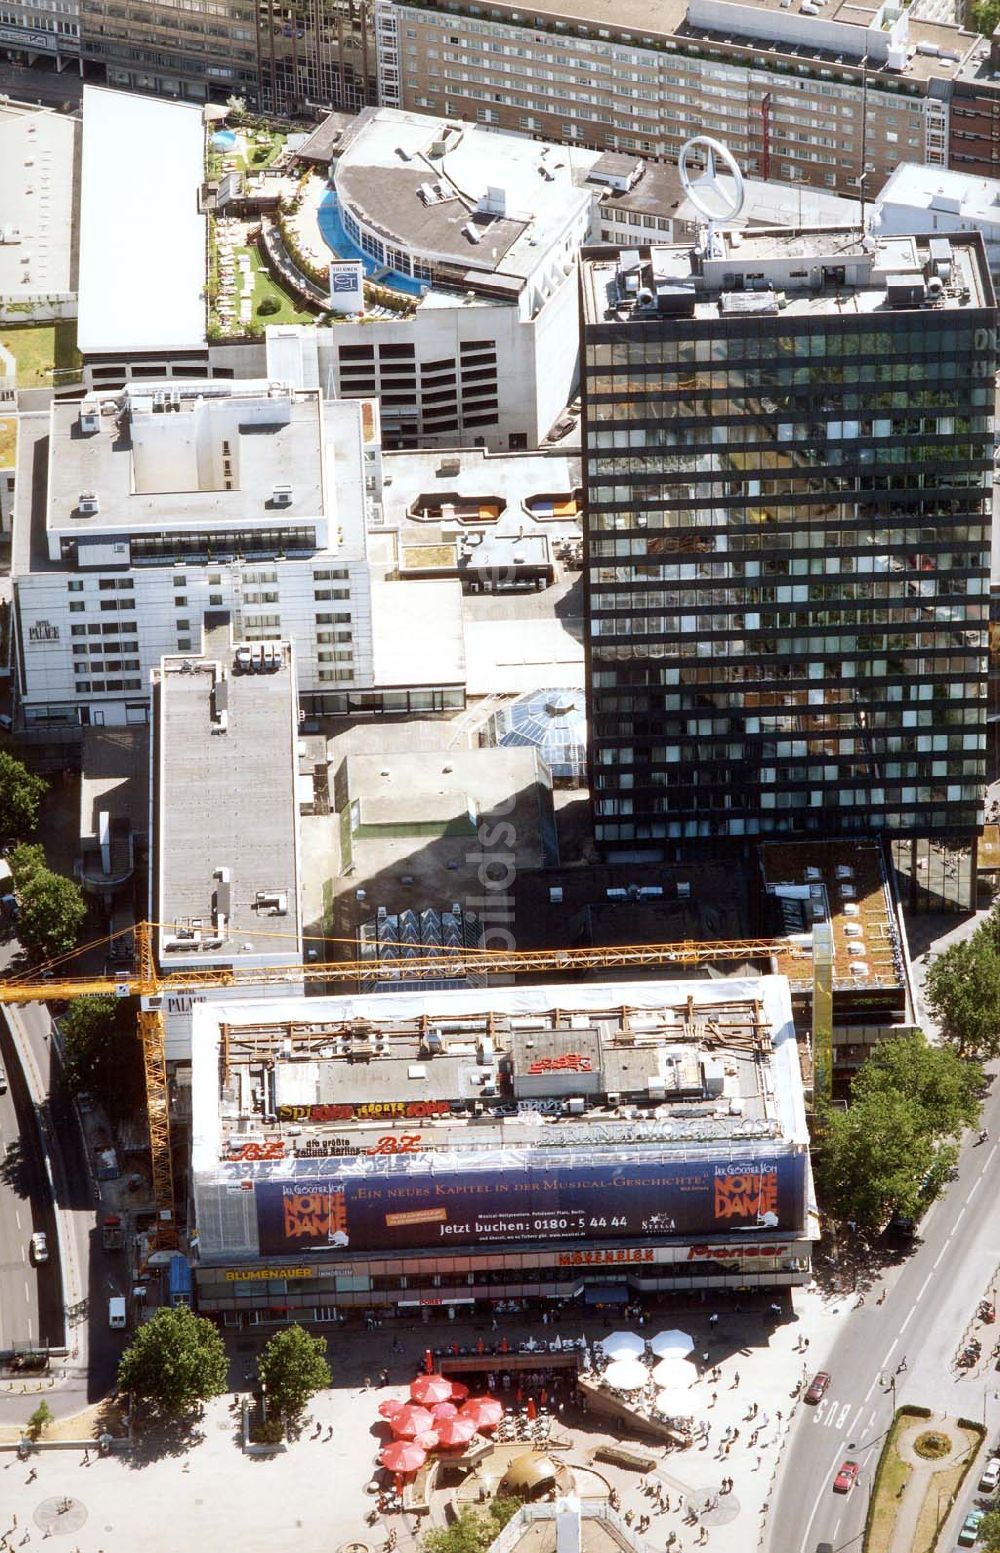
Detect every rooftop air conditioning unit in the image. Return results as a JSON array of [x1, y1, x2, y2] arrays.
[[79, 492, 99, 515], [272, 484, 293, 507], [79, 405, 100, 434]]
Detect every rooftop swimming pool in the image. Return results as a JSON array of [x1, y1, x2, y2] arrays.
[[317, 190, 426, 299]]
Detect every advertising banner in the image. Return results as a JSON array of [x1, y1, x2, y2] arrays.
[[255, 1154, 806, 1256]]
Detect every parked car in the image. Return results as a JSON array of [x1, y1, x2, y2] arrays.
[[979, 1459, 1000, 1493], [805, 1371, 831, 1405], [958, 1509, 984, 1546], [833, 1461, 860, 1494], [29, 1231, 48, 1263]]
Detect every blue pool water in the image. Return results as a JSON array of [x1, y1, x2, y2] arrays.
[[317, 189, 426, 298], [212, 129, 238, 150]]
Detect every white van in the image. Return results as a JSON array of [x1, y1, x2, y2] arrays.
[[108, 1296, 127, 1329]]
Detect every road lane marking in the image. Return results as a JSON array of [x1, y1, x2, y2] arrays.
[[864, 1379, 878, 1403], [846, 1404, 863, 1439], [797, 1445, 856, 1553], [868, 1412, 877, 1431], [900, 1307, 916, 1334], [933, 1243, 948, 1270], [953, 1205, 967, 1230], [14, 1207, 20, 1230], [967, 1175, 984, 1204], [24, 1283, 29, 1302], [916, 1272, 933, 1302], [881, 1341, 898, 1369], [832, 1519, 841, 1540]]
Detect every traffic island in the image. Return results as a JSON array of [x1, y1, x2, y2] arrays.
[[864, 1407, 984, 1553]]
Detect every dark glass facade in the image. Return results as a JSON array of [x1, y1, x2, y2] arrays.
[[581, 241, 997, 851]]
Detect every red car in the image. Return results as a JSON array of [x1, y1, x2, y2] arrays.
[[805, 1371, 831, 1405], [833, 1461, 860, 1494]]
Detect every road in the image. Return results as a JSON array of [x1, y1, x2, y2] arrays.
[[0, 1019, 47, 1352], [0, 997, 122, 1417], [774, 1076, 1000, 1553]]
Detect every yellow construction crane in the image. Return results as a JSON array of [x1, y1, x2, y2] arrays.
[[0, 923, 807, 1250]]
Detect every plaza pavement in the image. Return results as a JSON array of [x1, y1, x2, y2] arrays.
[[0, 1290, 856, 1553]]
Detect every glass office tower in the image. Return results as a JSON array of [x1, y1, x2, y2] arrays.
[[580, 231, 997, 858]]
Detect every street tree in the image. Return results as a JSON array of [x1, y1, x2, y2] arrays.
[[813, 1088, 957, 1233], [971, 0, 1000, 36], [423, 1500, 521, 1553], [0, 752, 47, 840], [257, 1324, 331, 1419], [13, 860, 86, 964], [60, 995, 144, 1123], [117, 1305, 228, 1420], [923, 932, 1000, 1059], [978, 1509, 1000, 1553], [851, 1033, 983, 1137]]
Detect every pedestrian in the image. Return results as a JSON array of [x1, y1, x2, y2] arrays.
[[709, 1313, 718, 1328], [755, 1455, 762, 1471], [732, 1371, 740, 1388], [710, 1392, 717, 1407], [663, 1492, 670, 1512], [776, 1411, 782, 1424], [804, 1338, 810, 1350]]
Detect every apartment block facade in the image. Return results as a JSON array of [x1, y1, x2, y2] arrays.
[[579, 232, 996, 853], [374, 0, 1000, 198], [76, 0, 374, 111]]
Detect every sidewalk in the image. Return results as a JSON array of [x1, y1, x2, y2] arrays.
[[0, 1292, 854, 1553]]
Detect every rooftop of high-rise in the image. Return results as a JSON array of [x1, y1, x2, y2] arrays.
[[580, 228, 994, 325]]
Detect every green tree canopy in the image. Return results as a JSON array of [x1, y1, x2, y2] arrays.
[[851, 1033, 983, 1136], [12, 857, 86, 964], [923, 931, 1000, 1059], [0, 752, 47, 840], [117, 1304, 228, 1420], [60, 995, 144, 1123], [422, 1500, 521, 1553], [979, 1508, 1000, 1553], [812, 1032, 979, 1232], [971, 0, 1000, 37], [257, 1324, 331, 1418]]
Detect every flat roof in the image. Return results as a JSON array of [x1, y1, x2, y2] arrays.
[[760, 841, 906, 994], [343, 747, 547, 831], [582, 229, 994, 325], [878, 162, 1000, 230], [46, 382, 327, 537], [80, 725, 149, 843], [156, 644, 301, 965], [0, 105, 78, 302], [190, 975, 808, 1176], [334, 108, 594, 284], [78, 86, 206, 355], [599, 160, 860, 230], [370, 578, 466, 689]]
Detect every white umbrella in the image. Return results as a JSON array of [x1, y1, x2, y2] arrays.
[[653, 1387, 694, 1415], [651, 1357, 699, 1388], [598, 1331, 646, 1360], [603, 1357, 649, 1391], [649, 1329, 695, 1360]]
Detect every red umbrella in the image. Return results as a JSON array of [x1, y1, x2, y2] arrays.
[[392, 1405, 435, 1439], [410, 1374, 454, 1407], [380, 1440, 427, 1474], [378, 1398, 404, 1419], [435, 1415, 477, 1448], [449, 1380, 470, 1401], [424, 1349, 434, 1374], [461, 1397, 504, 1429], [431, 1402, 458, 1422], [527, 1398, 537, 1422], [415, 1430, 440, 1450]]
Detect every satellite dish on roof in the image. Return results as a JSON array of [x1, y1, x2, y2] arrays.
[[678, 136, 746, 228]]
